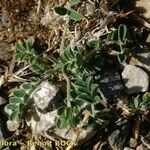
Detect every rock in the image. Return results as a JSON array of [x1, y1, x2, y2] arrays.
[[107, 119, 131, 150], [94, 69, 124, 99], [25, 80, 94, 141], [25, 108, 58, 135], [85, 3, 96, 17], [124, 147, 134, 150], [136, 144, 149, 150], [137, 52, 150, 72], [121, 65, 149, 94], [136, 0, 150, 20], [129, 52, 150, 73], [25, 80, 62, 134], [135, 0, 150, 28], [31, 80, 62, 112]]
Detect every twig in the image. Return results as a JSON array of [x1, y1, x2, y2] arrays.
[[14, 65, 31, 76], [47, 29, 55, 52], [79, 110, 91, 128], [37, 0, 41, 15], [10, 74, 27, 82], [9, 49, 16, 74], [60, 0, 68, 7]]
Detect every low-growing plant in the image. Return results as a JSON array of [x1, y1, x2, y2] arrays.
[[6, 36, 108, 130], [5, 1, 138, 133], [105, 24, 128, 64], [129, 92, 150, 113]]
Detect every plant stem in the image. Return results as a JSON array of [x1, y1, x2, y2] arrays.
[[60, 16, 69, 55], [62, 72, 71, 107]]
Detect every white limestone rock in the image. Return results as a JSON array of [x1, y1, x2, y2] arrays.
[[25, 80, 60, 134], [121, 65, 149, 94], [25, 108, 58, 135], [30, 80, 60, 112]]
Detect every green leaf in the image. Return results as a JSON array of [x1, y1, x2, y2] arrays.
[[33, 62, 45, 71], [25, 42, 32, 52], [94, 102, 101, 110], [117, 52, 127, 64], [65, 107, 72, 117], [76, 86, 91, 94], [91, 84, 98, 96], [118, 24, 127, 43], [69, 49, 75, 58], [86, 76, 92, 88], [14, 90, 26, 98], [63, 51, 70, 61], [23, 94, 30, 103], [22, 83, 32, 90], [30, 77, 40, 83], [62, 63, 68, 71], [7, 104, 18, 110], [73, 106, 79, 114], [107, 32, 115, 42], [16, 42, 26, 51], [57, 107, 66, 116], [9, 111, 19, 121], [16, 51, 26, 61], [9, 97, 21, 103], [74, 79, 86, 87], [70, 91, 77, 99], [70, 0, 80, 6], [56, 119, 62, 128], [68, 9, 84, 21], [56, 118, 70, 129], [32, 65, 41, 72], [143, 92, 150, 103], [77, 93, 93, 102], [18, 103, 24, 114], [69, 116, 76, 125], [88, 40, 100, 50], [69, 61, 76, 70], [94, 95, 101, 102], [54, 7, 68, 16], [76, 53, 84, 65], [134, 98, 139, 108]]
